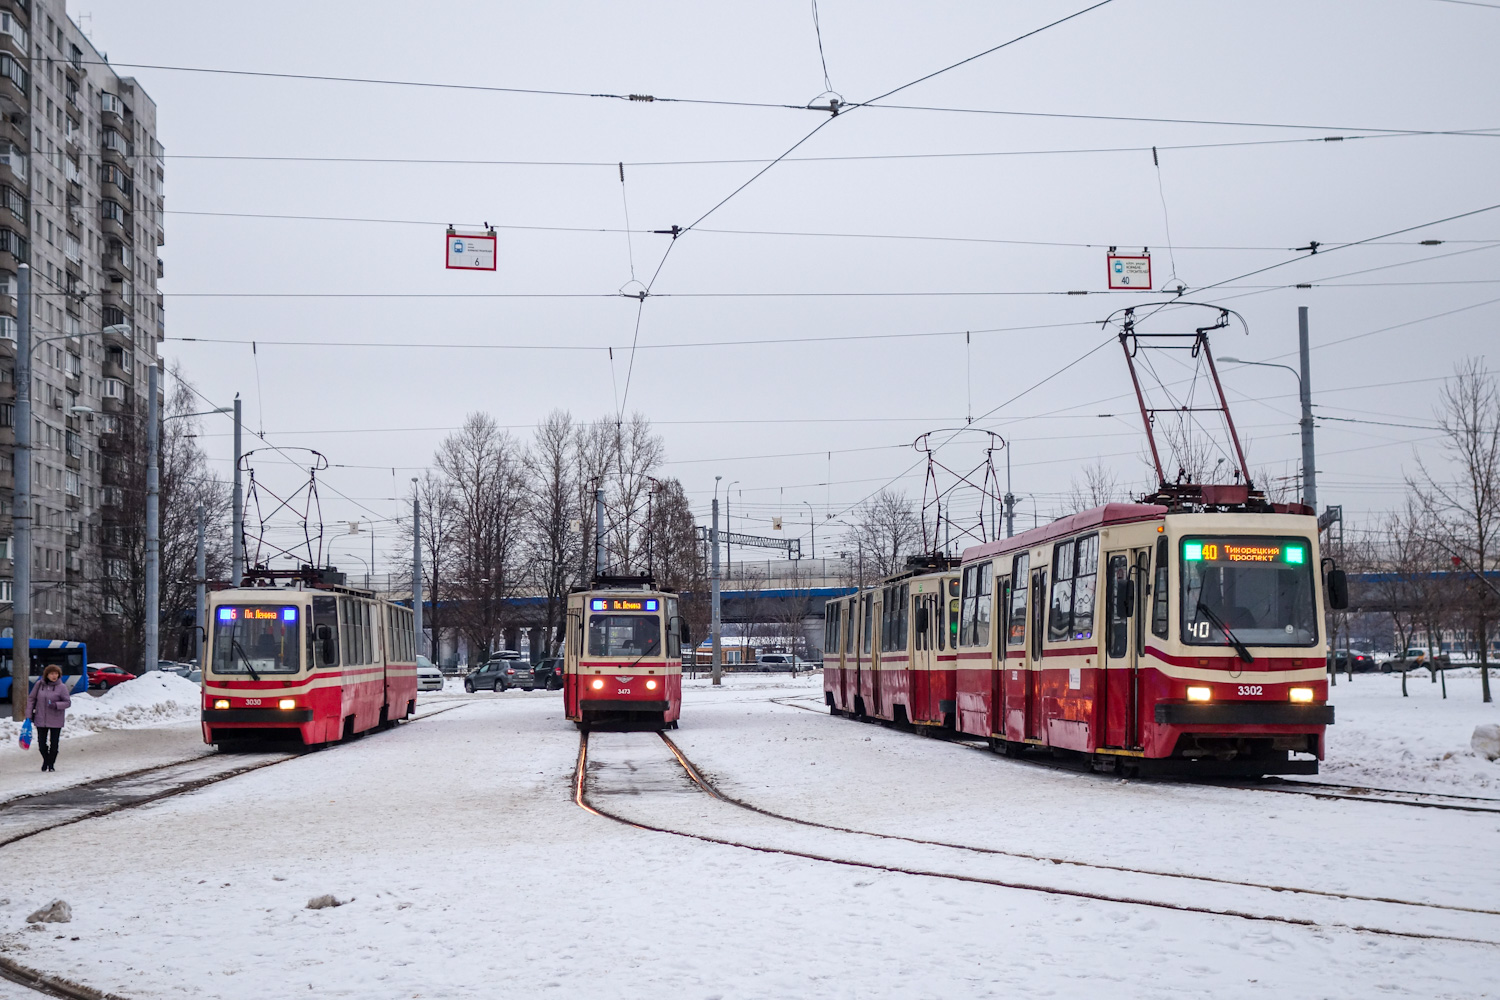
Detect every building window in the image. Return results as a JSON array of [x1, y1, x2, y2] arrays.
[[103, 378, 123, 399], [0, 580, 12, 603], [0, 227, 27, 260]]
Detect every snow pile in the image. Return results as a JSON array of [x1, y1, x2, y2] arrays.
[[1318, 672, 1500, 794], [1, 672, 201, 742], [1474, 723, 1500, 760]]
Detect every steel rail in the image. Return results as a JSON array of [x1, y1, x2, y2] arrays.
[[0, 702, 471, 999], [773, 696, 1500, 814], [572, 730, 1500, 948]]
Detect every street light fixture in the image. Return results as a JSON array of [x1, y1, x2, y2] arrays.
[[1219, 351, 1317, 509]]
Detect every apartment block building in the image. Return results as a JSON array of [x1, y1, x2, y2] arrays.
[[0, 0, 164, 642]]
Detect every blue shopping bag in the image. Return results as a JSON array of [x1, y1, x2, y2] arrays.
[[18, 718, 33, 750]]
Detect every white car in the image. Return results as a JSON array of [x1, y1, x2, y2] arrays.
[[416, 657, 444, 692]]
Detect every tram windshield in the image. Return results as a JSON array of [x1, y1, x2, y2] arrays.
[[1180, 537, 1317, 647], [211, 605, 303, 675], [587, 614, 661, 657]]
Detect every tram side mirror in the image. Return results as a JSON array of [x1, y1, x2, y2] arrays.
[[1326, 569, 1349, 611], [1114, 579, 1136, 618], [915, 607, 930, 634], [316, 624, 337, 664], [677, 618, 691, 645], [180, 612, 195, 628]]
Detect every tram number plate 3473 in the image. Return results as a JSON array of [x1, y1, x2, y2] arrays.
[[1237, 685, 1264, 697]]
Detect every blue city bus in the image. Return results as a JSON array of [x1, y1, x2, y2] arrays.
[[0, 638, 90, 701]]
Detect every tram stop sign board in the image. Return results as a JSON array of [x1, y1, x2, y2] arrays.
[[446, 232, 497, 271], [1107, 253, 1151, 290]]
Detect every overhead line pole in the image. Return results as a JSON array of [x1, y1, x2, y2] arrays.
[[232, 394, 244, 585], [145, 361, 161, 674], [10, 264, 30, 720]]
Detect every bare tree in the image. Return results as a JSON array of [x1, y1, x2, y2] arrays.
[[1067, 458, 1128, 510], [525, 410, 581, 656], [1411, 357, 1500, 702], [436, 413, 528, 661], [845, 489, 920, 579], [399, 472, 457, 664]]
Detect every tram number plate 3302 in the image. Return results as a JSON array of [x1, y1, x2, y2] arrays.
[[1237, 685, 1264, 697]]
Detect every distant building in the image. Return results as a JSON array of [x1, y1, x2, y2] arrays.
[[0, 1, 164, 640]]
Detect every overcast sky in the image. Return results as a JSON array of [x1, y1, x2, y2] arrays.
[[79, 0, 1499, 574]]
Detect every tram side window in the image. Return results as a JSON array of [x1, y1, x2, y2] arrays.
[[824, 605, 838, 654], [975, 563, 993, 646], [1008, 553, 1030, 647], [862, 594, 873, 654], [845, 600, 856, 655], [1048, 534, 1099, 642], [1151, 536, 1170, 638], [313, 597, 339, 667], [959, 566, 977, 646], [896, 585, 910, 650], [1106, 555, 1130, 658]]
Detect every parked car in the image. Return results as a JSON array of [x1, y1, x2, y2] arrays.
[[186, 669, 202, 684], [416, 657, 444, 692], [533, 658, 564, 690], [88, 663, 135, 690], [1384, 651, 1451, 673], [1327, 650, 1377, 673], [152, 661, 195, 679], [465, 657, 535, 692], [754, 654, 809, 673]]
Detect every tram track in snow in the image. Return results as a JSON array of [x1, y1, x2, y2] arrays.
[[574, 728, 1500, 949], [771, 695, 1500, 814], [0, 702, 472, 1000]]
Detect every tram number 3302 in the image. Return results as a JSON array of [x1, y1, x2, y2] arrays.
[[1237, 685, 1264, 696]]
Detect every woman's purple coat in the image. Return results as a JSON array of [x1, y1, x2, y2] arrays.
[[26, 678, 72, 729]]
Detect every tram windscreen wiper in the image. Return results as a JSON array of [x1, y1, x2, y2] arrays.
[[1196, 601, 1254, 664], [230, 637, 262, 682]]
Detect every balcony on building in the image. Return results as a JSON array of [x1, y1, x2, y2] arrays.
[[102, 289, 133, 323], [104, 240, 133, 279], [100, 129, 132, 171], [101, 317, 131, 350], [66, 43, 83, 81], [103, 355, 133, 387], [99, 199, 131, 244], [100, 90, 126, 126], [0, 142, 24, 193], [0, 51, 24, 117]]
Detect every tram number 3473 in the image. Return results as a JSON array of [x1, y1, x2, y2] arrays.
[[1237, 685, 1265, 696]]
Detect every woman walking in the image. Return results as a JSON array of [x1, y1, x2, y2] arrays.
[[25, 664, 72, 772]]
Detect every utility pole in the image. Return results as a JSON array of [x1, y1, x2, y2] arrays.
[[10, 263, 29, 720], [710, 494, 722, 686], [1298, 306, 1318, 512], [231, 394, 244, 585], [593, 487, 606, 578], [195, 505, 206, 665], [1004, 446, 1016, 538], [413, 494, 424, 658], [144, 361, 160, 674]]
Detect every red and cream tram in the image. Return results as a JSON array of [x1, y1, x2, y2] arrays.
[[564, 578, 685, 731], [201, 571, 420, 746], [824, 497, 1342, 775], [822, 559, 960, 729]]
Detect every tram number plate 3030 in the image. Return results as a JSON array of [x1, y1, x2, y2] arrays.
[[1237, 685, 1264, 696]]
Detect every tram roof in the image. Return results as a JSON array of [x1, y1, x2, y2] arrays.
[[959, 502, 1168, 564]]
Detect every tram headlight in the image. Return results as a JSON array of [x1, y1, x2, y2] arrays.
[[646, 679, 658, 691], [278, 698, 297, 710], [1186, 686, 1212, 702], [1288, 687, 1314, 703], [591, 678, 605, 690], [213, 698, 230, 710]]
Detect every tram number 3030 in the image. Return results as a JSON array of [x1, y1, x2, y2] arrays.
[[1237, 685, 1264, 696]]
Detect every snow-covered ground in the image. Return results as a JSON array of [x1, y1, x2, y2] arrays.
[[0, 674, 1494, 998]]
